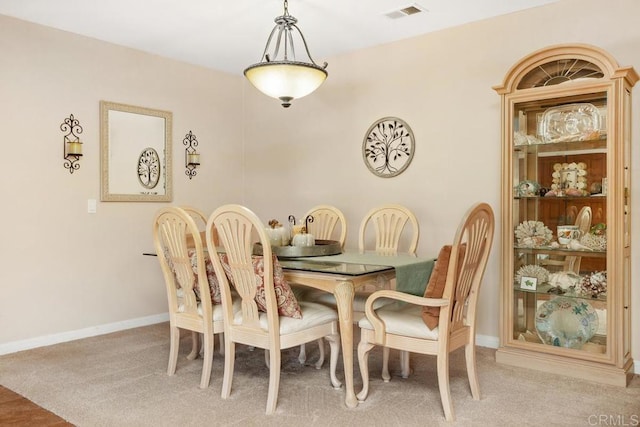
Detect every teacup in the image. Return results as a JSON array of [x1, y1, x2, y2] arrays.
[[557, 225, 580, 245]]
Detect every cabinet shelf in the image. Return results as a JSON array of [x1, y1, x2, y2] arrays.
[[514, 137, 607, 153], [514, 282, 607, 301], [514, 246, 606, 258], [514, 195, 606, 200]]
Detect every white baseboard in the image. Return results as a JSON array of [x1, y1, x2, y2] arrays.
[[477, 333, 500, 349], [0, 313, 169, 356]]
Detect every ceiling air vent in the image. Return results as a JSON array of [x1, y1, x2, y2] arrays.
[[384, 3, 426, 19]]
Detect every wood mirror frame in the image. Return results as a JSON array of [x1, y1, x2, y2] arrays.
[[100, 101, 172, 202]]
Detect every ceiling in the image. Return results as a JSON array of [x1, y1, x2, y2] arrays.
[[0, 0, 559, 75]]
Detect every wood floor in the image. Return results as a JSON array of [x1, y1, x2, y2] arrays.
[[0, 385, 73, 426]]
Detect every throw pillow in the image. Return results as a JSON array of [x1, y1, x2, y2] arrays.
[[421, 244, 466, 329], [188, 249, 222, 305], [219, 254, 303, 319]]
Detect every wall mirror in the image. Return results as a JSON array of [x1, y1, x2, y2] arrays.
[[100, 101, 172, 202]]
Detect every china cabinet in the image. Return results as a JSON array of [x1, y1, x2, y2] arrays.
[[494, 44, 638, 386]]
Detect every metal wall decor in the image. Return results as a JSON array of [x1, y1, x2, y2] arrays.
[[61, 114, 83, 174], [362, 117, 414, 178], [183, 130, 200, 179], [137, 148, 161, 189]]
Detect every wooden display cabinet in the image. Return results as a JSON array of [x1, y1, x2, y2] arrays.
[[494, 44, 637, 386]]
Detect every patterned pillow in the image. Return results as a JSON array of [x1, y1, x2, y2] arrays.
[[219, 254, 302, 319], [188, 249, 222, 305], [421, 244, 466, 329]]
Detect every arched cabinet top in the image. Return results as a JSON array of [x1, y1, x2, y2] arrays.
[[494, 43, 638, 94]]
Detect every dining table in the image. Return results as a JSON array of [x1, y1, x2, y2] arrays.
[[279, 251, 435, 409]]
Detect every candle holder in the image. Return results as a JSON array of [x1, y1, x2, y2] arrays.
[[183, 130, 200, 179], [61, 114, 83, 174]]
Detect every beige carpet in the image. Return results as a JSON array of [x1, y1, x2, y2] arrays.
[[1, 323, 639, 426]]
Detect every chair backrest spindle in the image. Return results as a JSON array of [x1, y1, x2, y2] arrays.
[[358, 204, 419, 255]]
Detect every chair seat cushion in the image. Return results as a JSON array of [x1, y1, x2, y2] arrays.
[[234, 301, 337, 335], [178, 301, 226, 322], [359, 302, 439, 340]]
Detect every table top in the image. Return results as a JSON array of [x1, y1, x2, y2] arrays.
[[281, 251, 435, 296], [279, 259, 394, 276]]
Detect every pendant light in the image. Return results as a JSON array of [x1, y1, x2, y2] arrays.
[[244, 0, 328, 108]]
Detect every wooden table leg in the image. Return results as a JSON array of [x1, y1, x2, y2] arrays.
[[334, 280, 357, 408]]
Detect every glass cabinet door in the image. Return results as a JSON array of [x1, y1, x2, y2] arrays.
[[509, 94, 609, 356]]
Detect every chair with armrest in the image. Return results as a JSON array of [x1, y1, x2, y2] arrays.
[[153, 206, 225, 389], [356, 202, 494, 421], [205, 204, 341, 414]]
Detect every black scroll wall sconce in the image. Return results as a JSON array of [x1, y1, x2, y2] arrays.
[[61, 114, 83, 174], [183, 130, 200, 179]]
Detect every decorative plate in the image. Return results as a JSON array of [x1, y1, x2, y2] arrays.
[[540, 103, 602, 143], [363, 117, 414, 178], [535, 297, 599, 349]]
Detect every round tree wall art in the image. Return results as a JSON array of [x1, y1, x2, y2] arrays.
[[362, 117, 414, 177]]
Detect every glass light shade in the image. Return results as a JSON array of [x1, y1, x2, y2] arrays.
[[244, 61, 327, 107]]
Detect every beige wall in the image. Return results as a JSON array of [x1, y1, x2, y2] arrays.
[[242, 0, 640, 362], [0, 15, 244, 344], [1, 0, 639, 367]]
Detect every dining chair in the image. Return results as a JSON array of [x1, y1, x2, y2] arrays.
[[303, 204, 347, 247], [153, 206, 225, 389], [205, 204, 342, 415], [356, 202, 494, 421], [183, 205, 220, 248], [312, 204, 420, 377], [180, 206, 226, 360], [294, 204, 347, 364], [358, 204, 420, 256]]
